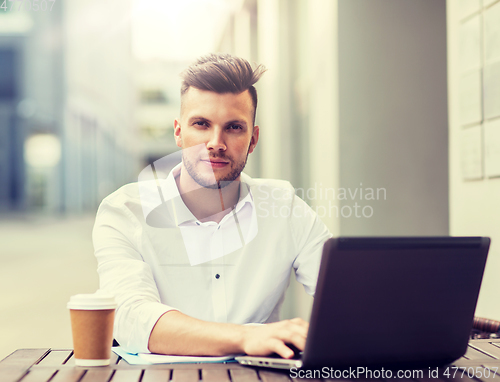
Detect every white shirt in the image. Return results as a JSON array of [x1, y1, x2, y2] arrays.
[[93, 164, 332, 353]]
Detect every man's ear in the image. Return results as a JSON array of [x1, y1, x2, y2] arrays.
[[174, 119, 182, 148], [248, 125, 259, 154]]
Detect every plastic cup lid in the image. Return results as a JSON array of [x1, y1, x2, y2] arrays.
[[67, 293, 117, 310]]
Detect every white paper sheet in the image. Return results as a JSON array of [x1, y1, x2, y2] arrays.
[[139, 353, 237, 364], [112, 347, 152, 365], [112, 347, 237, 365]]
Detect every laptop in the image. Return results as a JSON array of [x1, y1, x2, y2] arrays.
[[236, 236, 490, 370]]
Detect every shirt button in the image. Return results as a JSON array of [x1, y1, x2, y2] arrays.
[[215, 274, 220, 279], [196, 222, 200, 225]]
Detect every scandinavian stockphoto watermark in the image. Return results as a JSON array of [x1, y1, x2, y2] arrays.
[[256, 182, 387, 220]]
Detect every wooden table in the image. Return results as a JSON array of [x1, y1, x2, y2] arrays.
[[3, 339, 500, 382]]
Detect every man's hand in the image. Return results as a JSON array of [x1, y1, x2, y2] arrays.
[[241, 318, 309, 359]]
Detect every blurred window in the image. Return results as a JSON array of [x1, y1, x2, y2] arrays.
[[24, 134, 61, 168], [0, 49, 16, 100]]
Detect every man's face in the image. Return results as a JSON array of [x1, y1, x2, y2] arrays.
[[174, 87, 259, 189]]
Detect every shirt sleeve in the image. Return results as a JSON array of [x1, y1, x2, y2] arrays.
[[93, 197, 178, 354], [289, 195, 333, 296]]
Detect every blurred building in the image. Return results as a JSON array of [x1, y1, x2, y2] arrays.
[[0, 6, 38, 212], [216, 0, 449, 319], [217, 0, 449, 236], [0, 0, 139, 214], [215, 0, 500, 324], [134, 59, 186, 173], [447, 0, 500, 320]]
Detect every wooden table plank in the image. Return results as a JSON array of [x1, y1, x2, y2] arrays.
[[111, 351, 120, 365], [470, 343, 500, 360], [464, 346, 496, 360], [383, 373, 439, 382], [56, 351, 118, 367], [63, 354, 75, 366], [229, 368, 261, 382], [80, 368, 115, 382], [141, 363, 241, 370], [142, 369, 172, 382], [9, 346, 500, 382], [111, 369, 143, 382], [0, 349, 50, 368], [171, 369, 199, 382], [201, 368, 231, 382], [260, 369, 292, 382], [50, 368, 86, 382], [17, 369, 56, 382], [453, 359, 487, 368], [291, 378, 322, 382], [0, 368, 30, 382], [37, 350, 73, 366], [0, 349, 52, 382]]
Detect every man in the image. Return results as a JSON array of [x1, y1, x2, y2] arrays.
[[93, 53, 332, 358]]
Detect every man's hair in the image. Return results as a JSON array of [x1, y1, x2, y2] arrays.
[[180, 53, 266, 122]]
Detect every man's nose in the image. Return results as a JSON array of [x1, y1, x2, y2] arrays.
[[206, 127, 226, 151]]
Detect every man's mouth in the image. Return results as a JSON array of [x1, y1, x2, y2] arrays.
[[201, 158, 230, 169]]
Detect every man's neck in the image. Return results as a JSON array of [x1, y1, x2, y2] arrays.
[[175, 167, 241, 224]]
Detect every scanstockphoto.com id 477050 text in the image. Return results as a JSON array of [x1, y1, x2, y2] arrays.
[[290, 366, 500, 380], [1, 0, 56, 12]]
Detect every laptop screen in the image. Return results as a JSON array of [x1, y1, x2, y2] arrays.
[[304, 237, 490, 369]]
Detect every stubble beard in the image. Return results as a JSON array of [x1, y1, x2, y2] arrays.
[[182, 150, 249, 190]]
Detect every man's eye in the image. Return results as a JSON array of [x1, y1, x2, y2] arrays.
[[194, 121, 208, 127], [228, 124, 242, 130]]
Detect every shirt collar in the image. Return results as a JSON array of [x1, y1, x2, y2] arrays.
[[160, 163, 254, 226]]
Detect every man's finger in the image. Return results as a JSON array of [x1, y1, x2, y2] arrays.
[[271, 341, 295, 359], [287, 333, 307, 352]]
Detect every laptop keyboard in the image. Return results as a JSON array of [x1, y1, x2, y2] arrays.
[[268, 351, 303, 360]]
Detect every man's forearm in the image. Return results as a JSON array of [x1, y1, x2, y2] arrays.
[[148, 310, 248, 355], [148, 311, 309, 358]]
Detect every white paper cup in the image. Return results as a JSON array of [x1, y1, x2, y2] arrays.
[[67, 293, 116, 367]]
